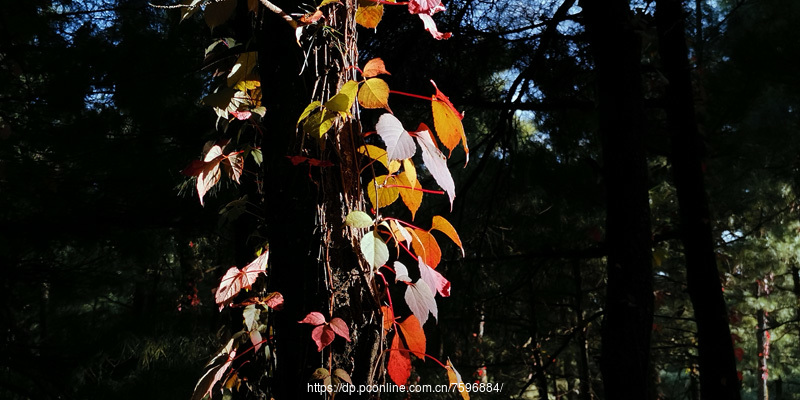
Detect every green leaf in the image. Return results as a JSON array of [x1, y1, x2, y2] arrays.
[[346, 210, 373, 228], [324, 80, 359, 113], [227, 51, 258, 87], [302, 109, 338, 138], [203, 87, 238, 109], [297, 101, 322, 126], [250, 148, 263, 165], [360, 230, 389, 270]]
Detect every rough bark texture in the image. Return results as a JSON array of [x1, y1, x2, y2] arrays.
[[655, 1, 742, 399], [255, 1, 380, 398], [581, 1, 655, 399]]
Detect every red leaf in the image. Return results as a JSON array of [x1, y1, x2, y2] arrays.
[[288, 155, 308, 165], [329, 318, 351, 342], [388, 332, 411, 386], [382, 305, 395, 333], [734, 347, 744, 362], [215, 250, 269, 310], [398, 315, 426, 358], [311, 325, 336, 352], [182, 160, 206, 176], [299, 311, 327, 326], [264, 292, 284, 310], [417, 14, 452, 40]]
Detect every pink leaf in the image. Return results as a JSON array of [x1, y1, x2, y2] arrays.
[[299, 311, 328, 326], [408, 0, 444, 15], [405, 279, 438, 326], [311, 325, 336, 352], [376, 114, 417, 161], [414, 128, 455, 208], [250, 330, 263, 352], [417, 14, 451, 40], [214, 250, 268, 310], [329, 318, 351, 342], [418, 258, 451, 297], [265, 292, 284, 310]]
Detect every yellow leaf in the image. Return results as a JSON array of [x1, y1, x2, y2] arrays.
[[431, 99, 467, 158], [366, 175, 399, 209], [430, 215, 464, 257], [403, 159, 417, 188], [362, 58, 391, 78], [388, 159, 401, 174], [358, 78, 391, 111], [356, 0, 383, 29], [319, 0, 340, 6], [446, 359, 470, 400], [204, 0, 237, 29], [411, 229, 441, 268], [396, 172, 422, 220], [235, 80, 260, 91], [357, 144, 389, 169], [302, 109, 338, 138], [325, 80, 359, 113], [297, 101, 322, 126]]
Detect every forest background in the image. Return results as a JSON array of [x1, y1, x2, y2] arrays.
[[1, 0, 799, 399]]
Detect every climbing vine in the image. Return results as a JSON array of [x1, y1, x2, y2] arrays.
[[163, 0, 470, 398]]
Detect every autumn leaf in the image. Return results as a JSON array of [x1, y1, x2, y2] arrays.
[[297, 101, 322, 126], [358, 145, 401, 173], [403, 159, 417, 188], [407, 0, 443, 15], [367, 175, 400, 209], [415, 128, 456, 208], [325, 80, 359, 114], [445, 359, 470, 400], [376, 114, 416, 161], [431, 80, 467, 161], [227, 51, 258, 87], [191, 338, 237, 400], [333, 368, 353, 385], [345, 210, 373, 228], [430, 215, 464, 257], [396, 171, 423, 220], [243, 304, 260, 331], [356, 0, 383, 29], [398, 315, 426, 358], [264, 291, 284, 310], [215, 249, 269, 310], [358, 78, 391, 111], [381, 305, 395, 333], [418, 258, 451, 297], [360, 230, 389, 270], [299, 312, 351, 351], [387, 333, 411, 386], [394, 261, 411, 283], [417, 14, 452, 40], [362, 58, 391, 78], [411, 228, 442, 269], [221, 152, 243, 183], [405, 279, 438, 326], [303, 109, 338, 138]]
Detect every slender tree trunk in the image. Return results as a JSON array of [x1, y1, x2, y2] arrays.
[[573, 262, 593, 400], [581, 1, 655, 399], [655, 1, 741, 399], [756, 278, 769, 400]]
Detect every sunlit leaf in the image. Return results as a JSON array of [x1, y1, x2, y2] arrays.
[[430, 215, 464, 257], [358, 144, 389, 169], [311, 324, 336, 351], [366, 175, 400, 209], [387, 333, 411, 386], [243, 304, 260, 331], [403, 159, 417, 188], [405, 279, 437, 325], [417, 13, 452, 40], [396, 171, 422, 219], [345, 210, 374, 228], [411, 228, 441, 269], [418, 258, 450, 297], [356, 0, 383, 29], [381, 305, 395, 333], [446, 359, 470, 400], [215, 249, 269, 310], [398, 315, 426, 358], [299, 311, 328, 326], [394, 261, 411, 282], [298, 101, 322, 126], [324, 80, 359, 113], [329, 318, 351, 341], [415, 128, 455, 208], [302, 109, 338, 138], [431, 80, 467, 161], [376, 114, 416, 161], [407, 0, 442, 15], [191, 338, 236, 400], [362, 58, 391, 78], [358, 78, 391, 111], [360, 230, 389, 270]]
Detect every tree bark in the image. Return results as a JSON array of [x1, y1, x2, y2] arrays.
[[655, 1, 742, 399], [581, 1, 655, 399]]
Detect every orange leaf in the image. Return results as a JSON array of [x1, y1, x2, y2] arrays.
[[398, 315, 426, 359], [362, 58, 391, 78], [411, 228, 441, 269], [430, 80, 468, 163], [396, 172, 423, 220], [387, 332, 411, 386], [430, 215, 464, 257], [445, 359, 470, 400], [381, 305, 395, 333]]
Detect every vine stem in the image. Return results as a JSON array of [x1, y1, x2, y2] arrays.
[[383, 184, 445, 195], [383, 217, 425, 232], [389, 90, 431, 102]]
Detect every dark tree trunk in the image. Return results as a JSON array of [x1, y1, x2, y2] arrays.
[[573, 262, 593, 400], [655, 1, 742, 399], [581, 1, 655, 399], [255, 1, 380, 398]]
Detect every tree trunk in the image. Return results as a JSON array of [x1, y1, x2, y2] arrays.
[[581, 1, 655, 399], [655, 1, 742, 399], [573, 262, 593, 400], [756, 278, 769, 400], [255, 1, 380, 398]]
